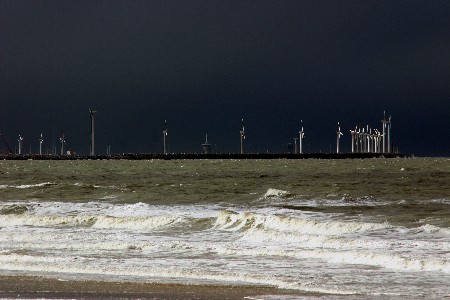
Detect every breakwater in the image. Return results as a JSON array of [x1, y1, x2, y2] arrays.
[[0, 153, 408, 160]]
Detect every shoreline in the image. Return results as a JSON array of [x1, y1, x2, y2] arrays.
[[0, 275, 301, 299], [0, 152, 408, 160]]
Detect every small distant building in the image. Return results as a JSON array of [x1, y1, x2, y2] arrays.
[[202, 134, 211, 154]]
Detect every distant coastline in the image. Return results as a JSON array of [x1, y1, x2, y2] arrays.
[[0, 153, 408, 160]]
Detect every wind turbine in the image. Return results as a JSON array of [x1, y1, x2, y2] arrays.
[[387, 115, 392, 153], [349, 126, 357, 153], [60, 131, 65, 155], [163, 120, 168, 154], [361, 127, 366, 153], [381, 111, 387, 153], [18, 135, 23, 155], [39, 133, 44, 155], [240, 119, 245, 154], [202, 133, 211, 154], [293, 138, 298, 154], [299, 120, 305, 154], [89, 109, 97, 156], [336, 122, 343, 153], [374, 129, 382, 153]]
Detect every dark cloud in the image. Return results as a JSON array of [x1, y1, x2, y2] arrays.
[[1, 0, 449, 155]]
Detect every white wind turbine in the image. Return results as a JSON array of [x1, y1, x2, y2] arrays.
[[361, 127, 366, 153], [387, 115, 392, 153], [89, 109, 97, 156], [60, 131, 65, 155], [349, 126, 357, 153], [299, 120, 305, 154], [163, 120, 168, 155], [336, 122, 343, 153], [381, 111, 388, 153], [18, 135, 23, 155], [39, 133, 44, 155], [240, 119, 245, 154], [376, 129, 382, 153], [356, 127, 361, 153]]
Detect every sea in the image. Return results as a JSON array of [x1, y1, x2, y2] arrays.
[[0, 158, 449, 299]]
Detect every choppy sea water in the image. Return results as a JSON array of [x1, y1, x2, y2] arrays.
[[0, 158, 449, 299]]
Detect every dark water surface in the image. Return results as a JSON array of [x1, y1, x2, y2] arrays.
[[1, 158, 449, 298]]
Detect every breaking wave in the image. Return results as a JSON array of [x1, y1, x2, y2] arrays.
[[263, 188, 290, 199], [214, 210, 390, 235], [0, 182, 57, 189], [0, 214, 190, 231]]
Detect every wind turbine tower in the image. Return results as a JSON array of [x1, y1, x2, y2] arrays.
[[163, 120, 168, 154], [60, 131, 65, 155], [240, 119, 245, 154], [18, 135, 23, 155], [387, 115, 392, 153], [336, 122, 343, 153], [293, 138, 298, 154], [202, 133, 211, 154], [381, 111, 387, 153], [299, 120, 305, 154], [89, 109, 97, 156], [350, 126, 357, 153], [39, 133, 44, 155]]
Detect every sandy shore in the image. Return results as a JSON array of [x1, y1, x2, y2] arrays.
[[0, 275, 300, 299]]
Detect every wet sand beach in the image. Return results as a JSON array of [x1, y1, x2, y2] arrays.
[[0, 275, 298, 299]]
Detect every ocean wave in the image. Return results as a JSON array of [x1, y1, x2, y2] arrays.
[[263, 188, 290, 199], [214, 210, 390, 235], [418, 224, 450, 235], [214, 244, 450, 274], [92, 215, 186, 231], [0, 204, 30, 215], [0, 213, 194, 232], [0, 182, 57, 189], [0, 215, 97, 228], [0, 253, 359, 294]]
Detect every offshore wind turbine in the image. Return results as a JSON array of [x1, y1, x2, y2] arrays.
[[60, 131, 65, 155], [163, 120, 168, 154], [202, 133, 211, 154], [336, 122, 343, 153], [89, 109, 97, 156], [387, 115, 392, 153], [293, 137, 298, 154], [381, 111, 387, 153], [359, 127, 364, 153], [18, 135, 23, 155], [361, 127, 366, 153], [299, 120, 305, 154], [349, 126, 357, 153], [39, 133, 44, 155], [240, 119, 245, 154]]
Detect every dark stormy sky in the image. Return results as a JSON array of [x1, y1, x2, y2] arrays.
[[1, 1, 449, 156]]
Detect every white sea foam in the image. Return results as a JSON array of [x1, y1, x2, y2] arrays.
[[418, 224, 450, 235], [0, 214, 188, 231], [92, 215, 185, 231], [263, 188, 289, 199], [213, 244, 450, 274], [214, 210, 390, 235], [0, 182, 57, 189], [0, 253, 359, 295]]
